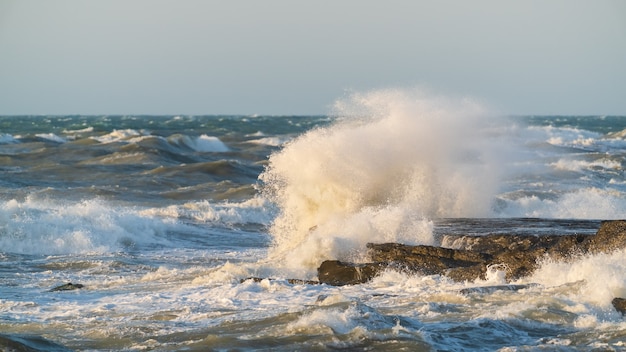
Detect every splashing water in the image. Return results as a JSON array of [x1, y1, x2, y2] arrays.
[[260, 89, 515, 272]]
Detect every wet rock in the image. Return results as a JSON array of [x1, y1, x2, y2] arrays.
[[48, 282, 84, 292], [317, 260, 385, 286], [612, 297, 626, 315], [367, 243, 492, 274], [317, 220, 626, 285], [584, 220, 626, 254]]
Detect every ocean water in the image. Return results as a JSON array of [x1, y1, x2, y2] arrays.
[[1, 91, 626, 351]]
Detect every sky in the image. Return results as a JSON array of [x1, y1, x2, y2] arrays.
[[1, 0, 625, 116]]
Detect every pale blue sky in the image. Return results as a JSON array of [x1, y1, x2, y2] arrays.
[[1, 0, 625, 115]]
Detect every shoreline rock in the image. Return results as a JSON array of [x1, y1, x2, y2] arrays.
[[318, 220, 626, 285]]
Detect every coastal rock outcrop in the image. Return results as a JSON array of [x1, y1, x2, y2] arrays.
[[317, 220, 626, 286], [612, 297, 626, 315]]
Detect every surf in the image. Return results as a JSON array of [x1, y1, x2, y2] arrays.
[[259, 89, 517, 273]]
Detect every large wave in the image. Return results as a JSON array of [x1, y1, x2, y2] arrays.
[[260, 89, 515, 270]]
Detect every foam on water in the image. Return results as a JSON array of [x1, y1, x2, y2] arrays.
[[92, 129, 146, 143], [0, 196, 175, 255], [260, 89, 515, 272], [531, 248, 626, 308], [497, 187, 626, 219], [141, 197, 275, 226]]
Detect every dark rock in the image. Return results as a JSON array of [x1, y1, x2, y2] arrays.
[[317, 260, 385, 286], [612, 297, 626, 315], [446, 263, 488, 282], [584, 220, 626, 254], [48, 282, 84, 292], [367, 243, 491, 273], [317, 220, 626, 285]]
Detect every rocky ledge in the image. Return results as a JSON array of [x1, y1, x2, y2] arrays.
[[317, 220, 626, 285], [237, 220, 626, 314]]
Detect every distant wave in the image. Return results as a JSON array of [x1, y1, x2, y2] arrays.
[[92, 129, 146, 143], [0, 133, 18, 144], [169, 134, 230, 152], [35, 133, 67, 143]]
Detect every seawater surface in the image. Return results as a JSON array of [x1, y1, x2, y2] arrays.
[[2, 91, 626, 351]]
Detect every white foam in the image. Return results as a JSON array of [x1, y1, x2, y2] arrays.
[[551, 158, 621, 172], [533, 126, 601, 149], [92, 129, 146, 143], [0, 197, 175, 255], [246, 136, 292, 147], [531, 248, 626, 308], [496, 187, 626, 219], [35, 133, 66, 143], [191, 135, 229, 152], [63, 126, 94, 134], [141, 197, 275, 226]]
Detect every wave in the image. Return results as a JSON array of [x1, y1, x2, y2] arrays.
[[168, 134, 230, 152], [63, 126, 95, 134], [0, 133, 18, 144], [529, 125, 626, 153], [259, 89, 517, 271], [140, 197, 275, 227], [531, 248, 626, 309], [0, 195, 272, 256], [496, 187, 626, 220], [245, 136, 292, 147], [0, 197, 173, 255], [35, 133, 67, 143], [92, 129, 147, 143]]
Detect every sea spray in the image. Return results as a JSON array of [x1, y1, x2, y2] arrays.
[[530, 248, 626, 309], [260, 89, 515, 272]]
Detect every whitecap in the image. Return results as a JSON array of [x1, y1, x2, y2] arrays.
[[92, 129, 146, 143], [0, 133, 18, 144], [192, 134, 230, 152], [35, 133, 66, 143]]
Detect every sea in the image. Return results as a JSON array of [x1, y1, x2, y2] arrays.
[[1, 90, 626, 351]]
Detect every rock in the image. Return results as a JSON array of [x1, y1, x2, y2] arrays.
[[612, 297, 626, 315], [48, 282, 84, 292], [367, 243, 492, 273], [584, 220, 626, 254], [317, 260, 385, 286], [316, 220, 626, 285]]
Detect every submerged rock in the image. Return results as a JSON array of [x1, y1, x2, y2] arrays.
[[459, 284, 537, 295], [48, 282, 84, 292], [240, 277, 320, 285], [316, 220, 626, 286], [612, 297, 626, 315]]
